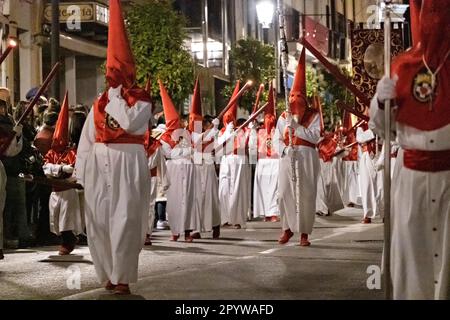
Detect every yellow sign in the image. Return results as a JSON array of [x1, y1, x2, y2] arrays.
[[44, 3, 95, 23]]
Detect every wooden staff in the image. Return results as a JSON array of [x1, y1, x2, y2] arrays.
[[0, 62, 61, 156], [336, 100, 370, 122], [19, 174, 83, 190], [16, 62, 61, 125], [332, 138, 375, 158], [382, 0, 393, 300], [300, 37, 371, 108], [214, 101, 269, 155], [0, 38, 17, 65]]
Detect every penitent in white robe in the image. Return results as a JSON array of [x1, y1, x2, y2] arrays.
[[274, 114, 321, 234], [75, 95, 151, 285], [217, 127, 251, 227], [356, 127, 378, 219], [369, 97, 450, 300], [316, 158, 344, 215], [249, 128, 280, 219], [192, 131, 221, 232], [161, 135, 199, 236], [333, 156, 361, 207], [43, 163, 84, 236]]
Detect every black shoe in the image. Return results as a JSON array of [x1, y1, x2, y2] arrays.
[[0, 249, 4, 260], [77, 234, 88, 246]]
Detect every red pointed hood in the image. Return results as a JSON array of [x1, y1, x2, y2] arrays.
[[51, 91, 69, 152], [264, 83, 276, 134], [159, 80, 181, 148], [106, 0, 136, 89], [159, 80, 180, 132], [409, 0, 422, 46], [189, 77, 202, 132], [419, 0, 450, 68], [289, 47, 307, 118], [223, 80, 240, 126]]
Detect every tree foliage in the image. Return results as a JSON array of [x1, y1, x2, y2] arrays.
[[222, 38, 276, 113], [306, 66, 353, 131], [126, 0, 195, 108]]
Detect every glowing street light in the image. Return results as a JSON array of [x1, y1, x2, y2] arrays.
[[256, 0, 275, 29]]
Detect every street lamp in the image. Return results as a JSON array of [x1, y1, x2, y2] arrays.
[[256, 0, 274, 43]]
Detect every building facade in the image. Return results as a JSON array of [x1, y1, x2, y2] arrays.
[[0, 0, 107, 107]]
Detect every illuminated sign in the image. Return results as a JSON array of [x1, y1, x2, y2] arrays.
[[44, 2, 109, 25]]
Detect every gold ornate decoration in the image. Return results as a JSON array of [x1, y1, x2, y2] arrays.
[[106, 113, 120, 130], [351, 27, 404, 114]]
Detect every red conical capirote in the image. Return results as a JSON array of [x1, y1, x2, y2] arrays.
[[223, 80, 240, 126], [106, 0, 136, 89], [51, 91, 69, 152], [289, 47, 307, 118], [159, 80, 180, 133], [189, 77, 202, 132]]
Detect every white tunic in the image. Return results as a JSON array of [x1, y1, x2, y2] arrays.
[[274, 114, 321, 234], [253, 158, 280, 218], [192, 131, 221, 232], [75, 95, 151, 285], [43, 163, 83, 235], [316, 158, 344, 215], [356, 127, 378, 219], [161, 135, 199, 235], [217, 127, 251, 226], [369, 96, 450, 300]]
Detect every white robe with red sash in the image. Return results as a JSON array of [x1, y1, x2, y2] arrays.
[[250, 128, 280, 218], [161, 134, 200, 236], [75, 95, 151, 285], [274, 114, 321, 234], [370, 98, 450, 300]]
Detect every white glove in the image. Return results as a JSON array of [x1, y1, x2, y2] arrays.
[[283, 146, 294, 158], [62, 165, 74, 174], [212, 118, 220, 128], [248, 121, 255, 130], [225, 122, 234, 132], [285, 113, 299, 130], [13, 124, 23, 135], [108, 84, 123, 101], [376, 75, 398, 103]]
